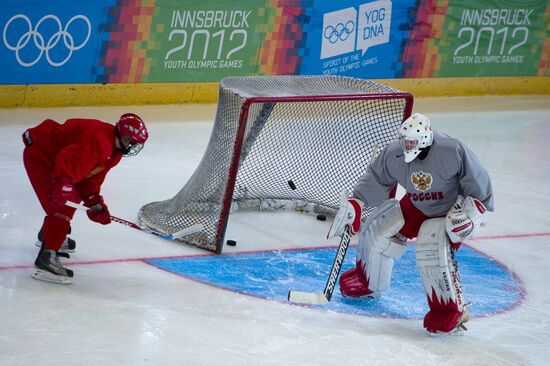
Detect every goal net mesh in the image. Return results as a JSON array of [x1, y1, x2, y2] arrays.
[[138, 76, 413, 253]]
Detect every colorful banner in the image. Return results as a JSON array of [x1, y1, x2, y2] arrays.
[[0, 0, 548, 85], [148, 6, 259, 82], [440, 1, 549, 77], [403, 0, 550, 78]]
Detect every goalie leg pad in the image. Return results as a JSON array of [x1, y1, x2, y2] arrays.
[[364, 199, 406, 240], [415, 218, 468, 333], [340, 199, 406, 297], [360, 236, 408, 292]]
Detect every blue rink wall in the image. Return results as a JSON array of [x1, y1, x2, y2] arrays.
[[146, 244, 524, 319], [0, 0, 548, 108]]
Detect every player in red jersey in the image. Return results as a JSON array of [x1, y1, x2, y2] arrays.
[[22, 113, 148, 284]]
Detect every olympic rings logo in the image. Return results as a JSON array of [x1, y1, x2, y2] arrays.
[[3, 14, 91, 67], [323, 21, 355, 44]]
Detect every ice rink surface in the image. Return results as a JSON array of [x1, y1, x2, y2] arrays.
[[1, 95, 549, 366]]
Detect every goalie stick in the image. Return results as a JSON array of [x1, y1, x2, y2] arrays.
[[287, 143, 380, 305], [288, 225, 352, 304], [66, 201, 203, 240]]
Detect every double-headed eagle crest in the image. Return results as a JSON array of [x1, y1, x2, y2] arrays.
[[411, 171, 432, 191]]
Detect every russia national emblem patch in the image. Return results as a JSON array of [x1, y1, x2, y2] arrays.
[[411, 171, 432, 191]]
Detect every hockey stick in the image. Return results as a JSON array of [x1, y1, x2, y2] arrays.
[[65, 201, 203, 240], [287, 143, 380, 305], [288, 225, 352, 304]]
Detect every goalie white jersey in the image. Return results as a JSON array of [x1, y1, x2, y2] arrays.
[[353, 131, 494, 217]]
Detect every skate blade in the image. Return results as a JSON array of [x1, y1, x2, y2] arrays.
[[31, 268, 72, 285], [429, 327, 466, 337]]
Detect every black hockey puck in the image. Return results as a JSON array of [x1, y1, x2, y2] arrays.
[[316, 214, 327, 221], [288, 180, 297, 190], [226, 240, 237, 246]]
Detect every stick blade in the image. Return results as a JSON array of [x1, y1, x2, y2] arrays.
[[287, 290, 329, 305], [171, 224, 204, 240]]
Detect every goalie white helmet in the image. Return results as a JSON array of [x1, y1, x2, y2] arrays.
[[399, 113, 433, 163]]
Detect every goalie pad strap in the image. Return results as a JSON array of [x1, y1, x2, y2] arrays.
[[357, 199, 406, 292]]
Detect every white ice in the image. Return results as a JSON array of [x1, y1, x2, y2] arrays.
[[1, 96, 549, 366]]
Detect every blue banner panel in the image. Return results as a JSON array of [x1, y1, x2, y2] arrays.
[[0, 0, 114, 84], [298, 0, 418, 78]]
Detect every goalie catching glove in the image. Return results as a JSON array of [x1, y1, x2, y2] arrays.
[[327, 190, 364, 238], [82, 193, 111, 225], [445, 195, 487, 244]]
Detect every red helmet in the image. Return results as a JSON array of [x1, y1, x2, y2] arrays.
[[115, 113, 148, 156]]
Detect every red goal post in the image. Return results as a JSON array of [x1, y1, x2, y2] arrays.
[[138, 76, 413, 253]]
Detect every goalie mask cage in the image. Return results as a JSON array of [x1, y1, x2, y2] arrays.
[[138, 76, 413, 253]]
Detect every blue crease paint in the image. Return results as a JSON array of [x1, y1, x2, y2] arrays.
[[147, 245, 524, 319]]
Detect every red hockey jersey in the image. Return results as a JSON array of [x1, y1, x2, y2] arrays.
[[26, 118, 123, 198]]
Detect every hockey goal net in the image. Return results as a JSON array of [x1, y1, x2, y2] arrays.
[[138, 76, 413, 253]]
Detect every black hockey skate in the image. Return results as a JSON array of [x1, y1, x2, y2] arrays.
[[31, 247, 74, 284]]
